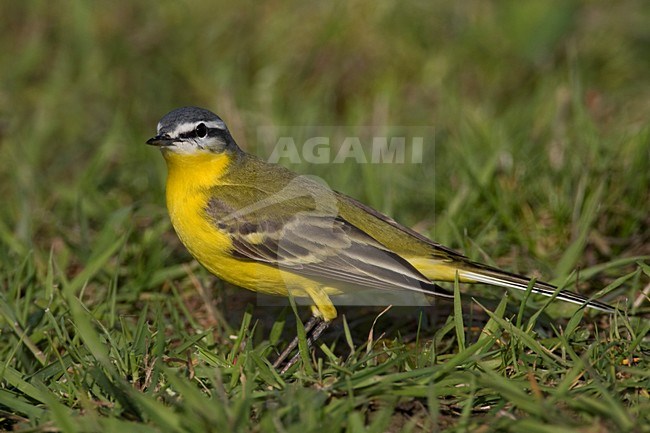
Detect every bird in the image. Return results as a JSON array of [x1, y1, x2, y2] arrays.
[[147, 106, 615, 371]]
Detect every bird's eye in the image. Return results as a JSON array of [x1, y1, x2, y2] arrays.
[[195, 123, 208, 138]]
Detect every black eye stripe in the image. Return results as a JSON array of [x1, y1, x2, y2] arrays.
[[206, 128, 226, 138], [177, 127, 225, 140], [178, 130, 195, 139]]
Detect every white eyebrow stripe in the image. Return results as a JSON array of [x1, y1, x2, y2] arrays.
[[203, 120, 226, 129]]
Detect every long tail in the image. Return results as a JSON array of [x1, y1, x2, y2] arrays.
[[410, 257, 616, 313], [455, 263, 616, 313]]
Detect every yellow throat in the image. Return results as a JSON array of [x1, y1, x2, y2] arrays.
[[162, 150, 232, 264]]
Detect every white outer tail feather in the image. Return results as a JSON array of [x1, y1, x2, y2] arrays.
[[457, 269, 616, 313]]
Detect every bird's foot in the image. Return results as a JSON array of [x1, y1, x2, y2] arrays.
[[272, 316, 330, 373]]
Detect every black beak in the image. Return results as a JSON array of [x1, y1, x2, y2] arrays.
[[146, 135, 175, 146]]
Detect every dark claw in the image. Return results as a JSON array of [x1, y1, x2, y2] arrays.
[[272, 316, 330, 373]]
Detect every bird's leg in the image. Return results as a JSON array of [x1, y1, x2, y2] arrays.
[[275, 288, 336, 372], [272, 315, 319, 369], [279, 319, 330, 374]]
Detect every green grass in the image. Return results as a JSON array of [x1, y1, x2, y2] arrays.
[[1, 0, 649, 432]]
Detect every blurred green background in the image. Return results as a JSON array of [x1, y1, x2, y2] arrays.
[[1, 1, 648, 272], [0, 0, 649, 430]]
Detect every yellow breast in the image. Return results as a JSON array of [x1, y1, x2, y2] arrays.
[[162, 150, 318, 297], [164, 151, 231, 263]]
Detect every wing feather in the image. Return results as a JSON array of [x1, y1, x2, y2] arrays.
[[205, 187, 449, 298]]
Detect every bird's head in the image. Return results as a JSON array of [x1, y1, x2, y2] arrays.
[[147, 106, 237, 155]]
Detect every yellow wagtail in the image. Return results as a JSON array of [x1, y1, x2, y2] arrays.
[[147, 106, 614, 369]]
